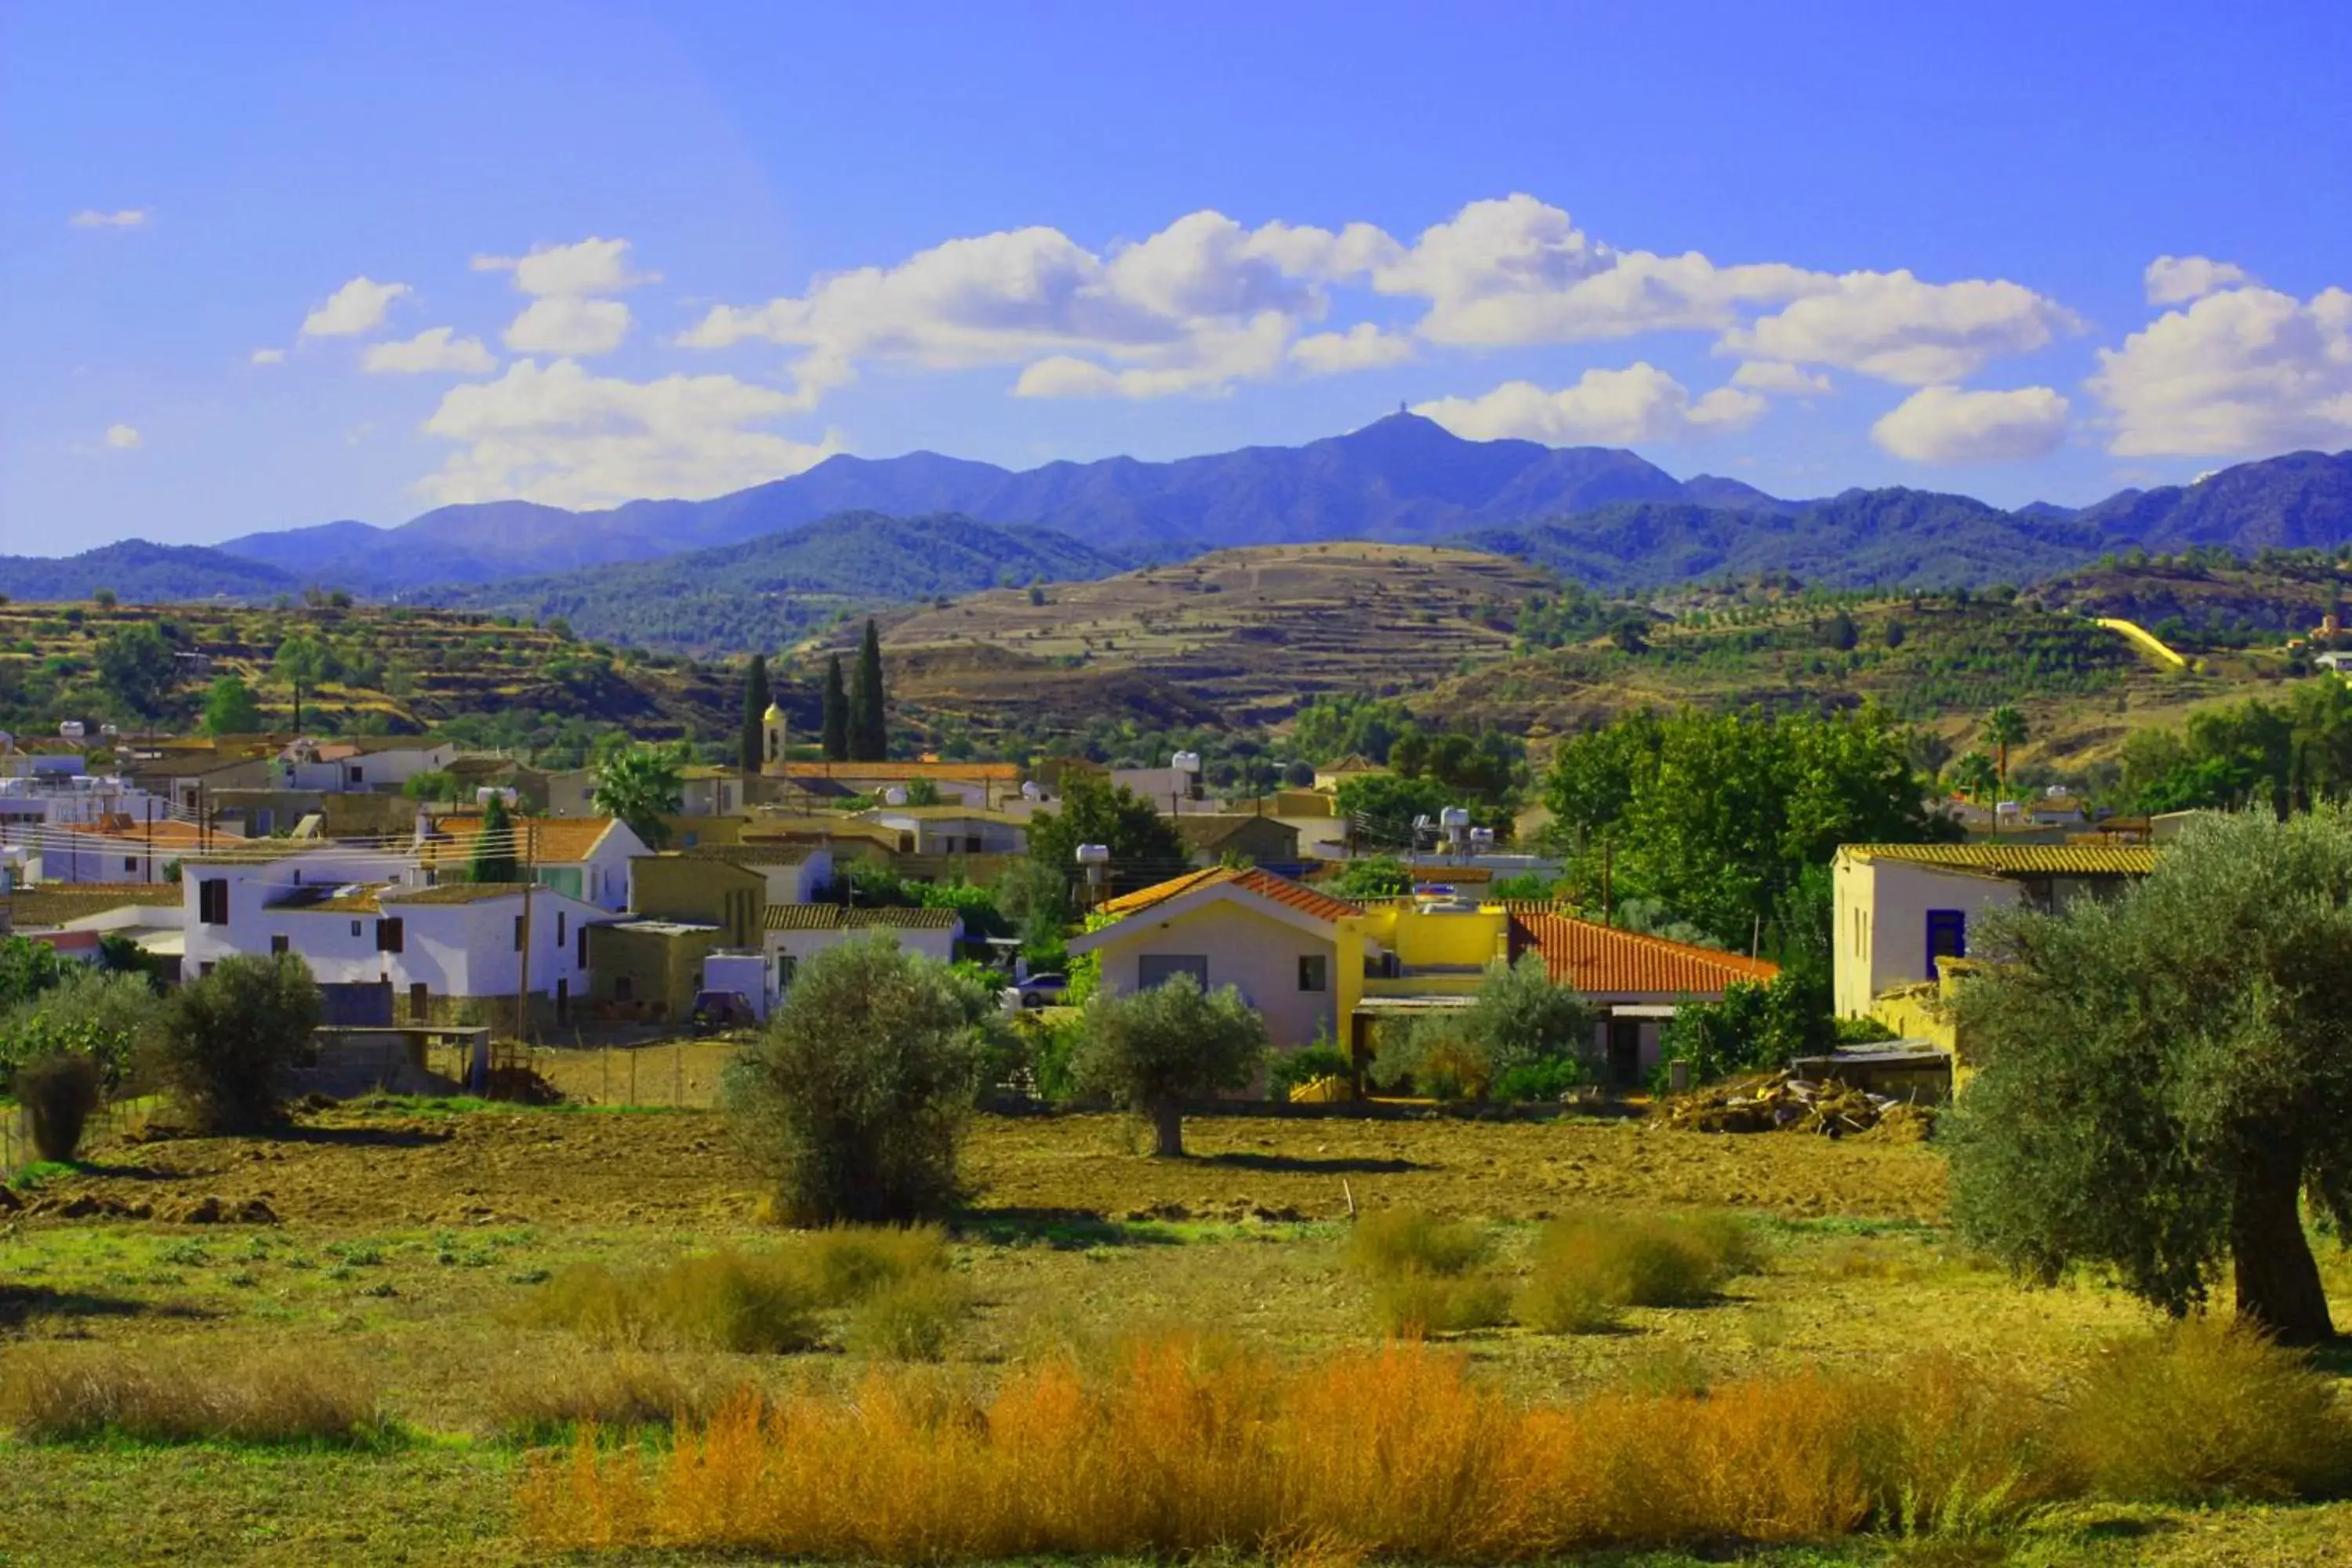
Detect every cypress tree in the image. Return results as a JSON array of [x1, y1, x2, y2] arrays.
[[851, 619, 887, 761], [739, 654, 770, 774], [820, 655, 850, 762]]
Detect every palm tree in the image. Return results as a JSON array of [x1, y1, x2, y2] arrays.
[[1986, 705, 2028, 828], [1951, 750, 1999, 808]]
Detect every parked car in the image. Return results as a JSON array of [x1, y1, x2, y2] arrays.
[[689, 990, 757, 1035], [1018, 972, 1068, 1008]]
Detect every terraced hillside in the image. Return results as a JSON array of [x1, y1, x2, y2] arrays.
[[0, 601, 739, 745], [865, 543, 1552, 724]]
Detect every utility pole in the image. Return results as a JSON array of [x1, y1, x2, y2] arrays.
[[514, 818, 535, 1051]]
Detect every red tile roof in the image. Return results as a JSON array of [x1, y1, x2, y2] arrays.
[[1099, 866, 1361, 925], [423, 815, 618, 865], [1508, 912, 1778, 998]]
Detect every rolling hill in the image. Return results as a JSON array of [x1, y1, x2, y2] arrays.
[[425, 512, 1126, 651], [0, 540, 299, 603]]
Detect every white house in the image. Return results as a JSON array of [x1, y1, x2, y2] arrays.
[[854, 806, 1028, 856], [191, 870, 605, 1027], [274, 739, 459, 793], [1831, 842, 2155, 1018], [761, 905, 961, 986], [673, 844, 834, 906], [417, 814, 648, 912]]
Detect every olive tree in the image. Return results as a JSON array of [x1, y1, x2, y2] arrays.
[[1946, 806, 2352, 1344], [1072, 972, 1266, 1157], [727, 935, 994, 1223], [139, 953, 323, 1132]]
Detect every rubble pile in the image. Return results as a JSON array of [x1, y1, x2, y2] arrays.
[[1659, 1071, 1936, 1138]]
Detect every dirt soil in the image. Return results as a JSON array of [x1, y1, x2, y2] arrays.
[[27, 1105, 1944, 1230]]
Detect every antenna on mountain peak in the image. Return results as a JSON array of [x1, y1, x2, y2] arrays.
[[1397, 401, 1407, 415]]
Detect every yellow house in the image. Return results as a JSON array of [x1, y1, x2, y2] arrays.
[[1831, 842, 2155, 1022], [1070, 869, 1776, 1085]]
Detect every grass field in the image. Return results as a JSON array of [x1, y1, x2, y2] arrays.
[[3, 1102, 2350, 1565]]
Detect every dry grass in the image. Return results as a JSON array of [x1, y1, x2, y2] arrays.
[[2058, 1318, 2352, 1502], [801, 1224, 951, 1305], [846, 1272, 977, 1363], [1517, 1210, 1762, 1332], [522, 1250, 823, 1353], [0, 1344, 383, 1446], [519, 1336, 2082, 1559], [486, 1349, 753, 1443], [1348, 1209, 1509, 1335]]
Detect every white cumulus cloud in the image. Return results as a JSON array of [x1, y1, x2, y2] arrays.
[[2089, 285, 2352, 457], [413, 358, 840, 509], [2144, 255, 2256, 306], [503, 296, 632, 357], [1720, 270, 2079, 386], [71, 209, 148, 229], [472, 237, 656, 298], [103, 423, 143, 450], [364, 327, 498, 375], [1870, 385, 2071, 464], [299, 276, 411, 338], [250, 348, 287, 366], [1731, 360, 1832, 396], [1413, 364, 1765, 445], [682, 210, 1405, 405], [1290, 323, 1415, 375]]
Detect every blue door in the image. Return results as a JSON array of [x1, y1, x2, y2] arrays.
[[1925, 909, 1967, 978]]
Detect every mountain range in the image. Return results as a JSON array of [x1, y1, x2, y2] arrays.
[[3, 416, 2346, 644]]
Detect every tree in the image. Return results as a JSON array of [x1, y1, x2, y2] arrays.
[[903, 775, 944, 807], [591, 742, 685, 848], [1946, 807, 2352, 1345], [470, 792, 521, 884], [994, 855, 1077, 959], [739, 654, 771, 774], [820, 655, 850, 762], [274, 633, 329, 732], [91, 586, 118, 609], [1335, 771, 1454, 848], [17, 1054, 101, 1163], [726, 936, 991, 1221], [203, 674, 263, 736], [1374, 954, 1592, 1099], [1072, 971, 1267, 1156], [1023, 773, 1189, 895], [1327, 855, 1413, 899], [850, 619, 887, 761], [139, 953, 322, 1132], [1822, 608, 1859, 652], [1950, 750, 1999, 805], [1540, 706, 1950, 950], [1986, 704, 2029, 821], [96, 621, 176, 720]]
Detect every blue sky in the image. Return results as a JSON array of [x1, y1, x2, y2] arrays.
[[4, 1, 2348, 552]]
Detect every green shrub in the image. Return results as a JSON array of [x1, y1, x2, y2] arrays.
[[1266, 1044, 1352, 1099], [726, 937, 993, 1224], [1347, 1209, 1493, 1280], [1519, 1210, 1761, 1332], [2059, 1319, 2352, 1502], [0, 967, 163, 1094], [1491, 1056, 1585, 1103], [845, 1272, 973, 1362], [16, 1053, 100, 1163], [526, 1252, 822, 1354], [1370, 1273, 1511, 1337], [139, 953, 321, 1131]]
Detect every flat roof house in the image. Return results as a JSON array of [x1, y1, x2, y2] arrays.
[[1831, 842, 2155, 1019]]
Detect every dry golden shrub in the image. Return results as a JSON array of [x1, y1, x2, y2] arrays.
[[487, 1348, 753, 1442], [519, 1336, 2092, 1561], [0, 1343, 381, 1445]]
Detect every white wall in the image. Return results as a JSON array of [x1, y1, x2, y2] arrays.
[[1834, 856, 2022, 1016], [765, 922, 960, 980], [195, 885, 601, 1004], [1090, 898, 1338, 1050]]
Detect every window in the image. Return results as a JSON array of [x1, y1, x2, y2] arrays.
[[514, 915, 525, 952], [124, 855, 138, 873], [1925, 909, 1966, 978], [1298, 954, 1327, 993], [376, 916, 404, 953], [198, 878, 230, 925], [347, 764, 364, 785], [777, 956, 797, 988], [350, 920, 362, 938], [409, 982, 429, 1022], [555, 911, 566, 948], [1138, 954, 1209, 989], [613, 975, 633, 1002], [576, 927, 587, 967], [270, 934, 289, 956], [199, 961, 216, 978]]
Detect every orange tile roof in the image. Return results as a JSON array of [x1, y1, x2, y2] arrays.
[[782, 762, 1021, 782], [423, 815, 616, 865], [79, 817, 211, 847], [1508, 913, 1778, 998], [1100, 866, 1361, 925]]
